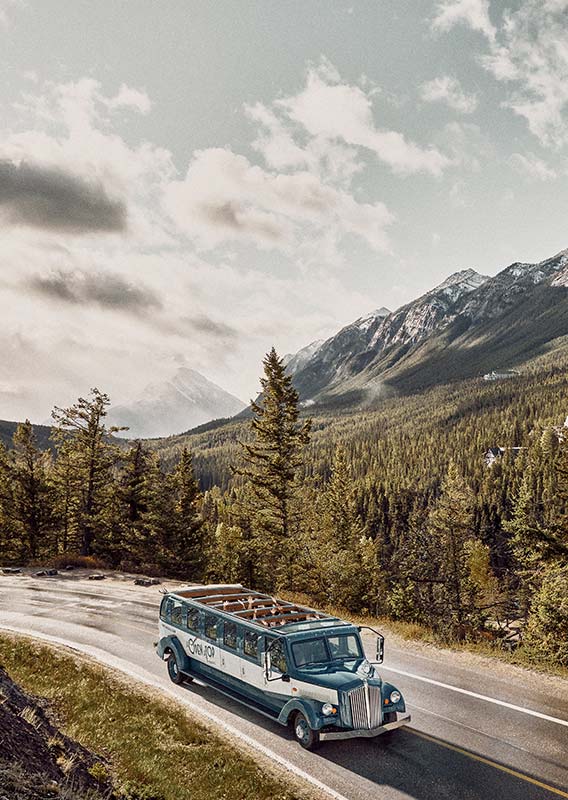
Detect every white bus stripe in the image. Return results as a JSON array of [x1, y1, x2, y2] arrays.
[[381, 665, 568, 728]]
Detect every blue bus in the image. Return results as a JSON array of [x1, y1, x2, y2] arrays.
[[157, 583, 410, 750]]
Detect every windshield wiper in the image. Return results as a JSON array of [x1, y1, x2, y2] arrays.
[[298, 660, 327, 668]]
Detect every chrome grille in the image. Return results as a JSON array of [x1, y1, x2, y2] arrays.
[[346, 683, 382, 730]]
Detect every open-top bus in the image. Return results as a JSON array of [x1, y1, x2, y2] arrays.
[[157, 583, 410, 749]]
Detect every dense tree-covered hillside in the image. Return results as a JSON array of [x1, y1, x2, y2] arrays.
[[1, 347, 568, 667]]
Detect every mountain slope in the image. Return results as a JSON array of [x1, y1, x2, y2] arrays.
[[289, 248, 568, 406], [0, 419, 53, 450], [107, 367, 246, 439], [289, 306, 391, 401]]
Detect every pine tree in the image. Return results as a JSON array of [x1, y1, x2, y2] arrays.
[[11, 421, 52, 561], [326, 446, 360, 550], [234, 348, 311, 588], [51, 389, 125, 557], [49, 437, 81, 554], [167, 448, 205, 580], [0, 441, 16, 562], [427, 462, 477, 638]]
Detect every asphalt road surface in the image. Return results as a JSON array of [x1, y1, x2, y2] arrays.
[[1, 571, 567, 800]]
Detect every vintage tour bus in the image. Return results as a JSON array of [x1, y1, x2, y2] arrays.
[[157, 583, 410, 749]]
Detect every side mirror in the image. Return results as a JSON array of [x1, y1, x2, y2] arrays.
[[264, 650, 290, 682], [376, 634, 385, 664], [263, 651, 270, 681]]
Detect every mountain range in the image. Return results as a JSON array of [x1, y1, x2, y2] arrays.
[[106, 367, 246, 439], [2, 247, 568, 446], [286, 248, 568, 407]]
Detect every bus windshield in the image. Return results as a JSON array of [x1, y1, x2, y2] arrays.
[[292, 634, 362, 669]]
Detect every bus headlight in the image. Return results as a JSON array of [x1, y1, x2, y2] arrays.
[[322, 703, 337, 716], [390, 691, 401, 704]]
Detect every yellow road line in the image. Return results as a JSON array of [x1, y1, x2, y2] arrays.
[[407, 728, 568, 798]]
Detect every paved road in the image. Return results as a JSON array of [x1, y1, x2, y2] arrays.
[[1, 572, 567, 800]]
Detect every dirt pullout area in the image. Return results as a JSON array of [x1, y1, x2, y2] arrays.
[[0, 665, 110, 799]]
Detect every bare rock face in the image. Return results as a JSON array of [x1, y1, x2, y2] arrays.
[[287, 247, 568, 405]]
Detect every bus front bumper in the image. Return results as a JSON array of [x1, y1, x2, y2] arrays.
[[319, 713, 411, 741]]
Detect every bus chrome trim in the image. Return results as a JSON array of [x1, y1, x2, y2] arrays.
[[345, 682, 382, 729], [320, 714, 411, 741]]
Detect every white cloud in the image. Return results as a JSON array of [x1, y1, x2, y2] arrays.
[[435, 0, 568, 148], [0, 66, 401, 419], [276, 60, 449, 176], [106, 84, 151, 115], [420, 75, 478, 114], [163, 147, 393, 253], [0, 0, 23, 28], [431, 0, 496, 42], [509, 152, 556, 181]]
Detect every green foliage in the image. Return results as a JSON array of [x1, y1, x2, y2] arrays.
[[3, 352, 568, 666], [523, 567, 568, 667], [233, 348, 311, 589]]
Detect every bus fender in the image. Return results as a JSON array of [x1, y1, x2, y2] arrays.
[[278, 698, 323, 730], [157, 635, 189, 671], [382, 681, 406, 713]]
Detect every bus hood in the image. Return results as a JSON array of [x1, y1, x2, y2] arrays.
[[293, 661, 382, 692]]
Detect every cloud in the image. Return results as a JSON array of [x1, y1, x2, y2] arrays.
[[276, 59, 449, 176], [431, 0, 496, 42], [105, 84, 151, 114], [164, 147, 394, 253], [420, 76, 478, 114], [0, 0, 23, 28], [26, 269, 161, 312], [434, 0, 568, 148], [183, 314, 237, 341], [0, 159, 127, 233], [246, 101, 363, 185], [509, 152, 556, 181]]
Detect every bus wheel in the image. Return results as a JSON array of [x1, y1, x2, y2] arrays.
[[166, 651, 184, 684], [293, 712, 320, 751]]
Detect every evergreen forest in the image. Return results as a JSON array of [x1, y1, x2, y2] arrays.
[[1, 347, 567, 669]]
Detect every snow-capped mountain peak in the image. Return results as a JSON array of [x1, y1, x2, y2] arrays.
[[430, 269, 489, 302], [107, 367, 245, 439], [354, 306, 391, 332]]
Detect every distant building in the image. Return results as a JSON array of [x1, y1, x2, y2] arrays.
[[484, 446, 524, 467], [483, 370, 520, 381]]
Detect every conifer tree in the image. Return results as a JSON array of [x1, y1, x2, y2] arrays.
[[11, 421, 52, 560], [234, 348, 311, 588], [326, 445, 360, 549], [49, 438, 81, 554], [0, 442, 15, 562], [167, 447, 205, 580], [51, 389, 125, 557], [427, 462, 477, 637]]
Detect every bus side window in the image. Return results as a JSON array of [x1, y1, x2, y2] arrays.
[[267, 638, 287, 674], [160, 597, 172, 621], [170, 600, 183, 626], [204, 613, 218, 641], [244, 630, 259, 660], [224, 621, 237, 650], [186, 606, 200, 633]]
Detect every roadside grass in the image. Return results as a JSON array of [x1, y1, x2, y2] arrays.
[[283, 592, 568, 681], [0, 634, 317, 800]]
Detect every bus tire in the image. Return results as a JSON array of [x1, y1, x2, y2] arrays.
[[293, 711, 320, 751], [166, 650, 184, 684]]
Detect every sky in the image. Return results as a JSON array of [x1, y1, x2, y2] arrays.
[[1, 0, 568, 420]]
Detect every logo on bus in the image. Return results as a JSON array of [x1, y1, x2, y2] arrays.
[[187, 636, 215, 660]]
